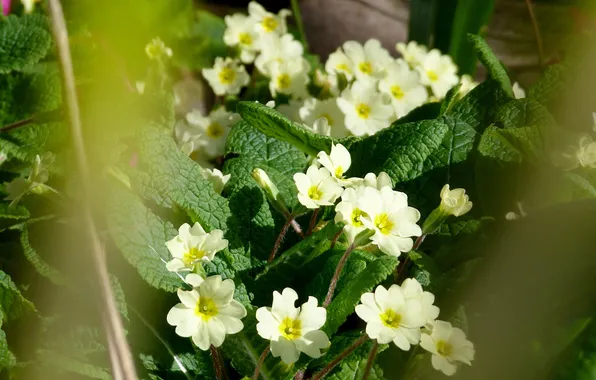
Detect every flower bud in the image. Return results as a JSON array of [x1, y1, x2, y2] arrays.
[[251, 168, 290, 216], [145, 37, 173, 60], [439, 184, 472, 217]]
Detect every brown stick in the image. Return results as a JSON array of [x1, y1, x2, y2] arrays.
[[268, 218, 292, 262], [323, 242, 356, 307], [310, 335, 368, 380], [306, 208, 320, 236], [47, 1, 137, 379], [252, 345, 270, 380], [361, 341, 379, 380], [210, 345, 228, 380], [524, 0, 545, 68], [0, 118, 34, 133]]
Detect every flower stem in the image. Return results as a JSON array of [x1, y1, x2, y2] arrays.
[[395, 234, 426, 283], [361, 341, 379, 380], [306, 208, 320, 236], [290, 0, 309, 51], [310, 335, 368, 380], [290, 218, 305, 238], [210, 345, 228, 380], [323, 241, 356, 307], [268, 218, 292, 262], [252, 345, 270, 380], [0, 118, 34, 133], [329, 226, 344, 249], [524, 0, 545, 69]]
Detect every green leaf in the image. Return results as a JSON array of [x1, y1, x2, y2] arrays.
[[106, 186, 185, 292], [478, 125, 524, 162], [408, 0, 438, 46], [36, 349, 111, 380], [528, 63, 568, 106], [0, 15, 52, 74], [449, 0, 496, 74], [235, 101, 333, 156], [324, 256, 398, 335], [467, 34, 512, 97], [393, 102, 441, 126], [20, 224, 69, 286], [109, 275, 129, 321], [0, 203, 29, 231], [0, 269, 34, 320], [550, 317, 596, 380], [0, 329, 15, 371]]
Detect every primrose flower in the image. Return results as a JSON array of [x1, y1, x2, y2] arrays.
[[316, 143, 355, 185], [440, 185, 473, 217], [334, 186, 370, 243], [248, 1, 291, 36], [256, 288, 330, 364], [355, 284, 426, 350], [200, 167, 230, 194], [202, 57, 250, 96], [362, 172, 393, 190], [420, 320, 475, 376], [293, 165, 343, 209], [299, 98, 348, 138], [266, 59, 310, 98], [185, 107, 239, 159], [337, 80, 395, 136], [360, 186, 422, 257], [165, 222, 228, 273], [400, 278, 440, 326], [416, 49, 459, 99], [255, 33, 304, 76], [313, 69, 340, 96], [378, 60, 428, 118], [396, 41, 428, 68], [512, 82, 526, 99], [167, 275, 247, 351], [342, 39, 392, 82], [459, 74, 478, 96], [223, 13, 260, 63], [325, 48, 355, 80], [145, 37, 173, 60]]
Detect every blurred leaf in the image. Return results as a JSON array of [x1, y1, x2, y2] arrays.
[[408, 0, 438, 47], [0, 15, 52, 74], [467, 34, 513, 97]]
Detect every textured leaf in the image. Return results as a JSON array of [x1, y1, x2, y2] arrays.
[[0, 269, 34, 320], [109, 275, 129, 321], [467, 34, 512, 97], [20, 224, 69, 286], [235, 101, 333, 156], [0, 203, 29, 231], [478, 125, 524, 162], [106, 186, 185, 292], [408, 0, 438, 46], [0, 329, 15, 371], [393, 102, 441, 126], [324, 256, 398, 335], [528, 63, 569, 106], [0, 15, 52, 74], [132, 127, 253, 272]]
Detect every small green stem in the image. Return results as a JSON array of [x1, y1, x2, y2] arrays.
[[361, 341, 379, 380], [290, 0, 309, 50], [252, 345, 270, 380]]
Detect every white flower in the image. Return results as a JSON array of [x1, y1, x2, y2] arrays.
[[362, 172, 393, 190], [459, 74, 478, 96], [378, 60, 428, 118], [248, 1, 291, 36], [223, 13, 261, 63], [21, 0, 40, 13], [167, 275, 247, 350], [416, 49, 459, 99], [360, 187, 422, 257], [276, 99, 303, 122], [135, 81, 146, 95], [202, 57, 250, 96], [299, 98, 349, 138], [293, 165, 343, 209], [316, 143, 355, 184], [512, 82, 526, 99], [200, 167, 230, 194], [313, 69, 340, 96], [303, 117, 332, 137], [400, 278, 439, 326], [145, 37, 173, 60], [186, 107, 239, 159], [440, 184, 473, 217], [255, 33, 304, 76], [576, 135, 596, 168], [325, 48, 354, 80], [396, 41, 428, 68], [355, 284, 426, 350], [592, 112, 596, 132], [343, 39, 393, 82], [334, 186, 370, 243], [337, 80, 394, 136], [256, 288, 330, 364], [165, 222, 228, 273], [266, 59, 310, 98], [420, 320, 475, 376]]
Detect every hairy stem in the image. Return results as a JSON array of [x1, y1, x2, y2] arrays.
[[306, 208, 319, 236], [396, 234, 427, 283], [0, 118, 34, 133], [524, 0, 545, 68], [47, 1, 137, 379], [323, 242, 356, 307], [252, 345, 270, 380], [310, 335, 368, 380], [210, 345, 228, 380], [268, 218, 292, 262], [361, 341, 379, 380], [329, 226, 344, 249], [290, 0, 309, 50]]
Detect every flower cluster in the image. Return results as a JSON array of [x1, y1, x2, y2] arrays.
[[356, 279, 475, 376]]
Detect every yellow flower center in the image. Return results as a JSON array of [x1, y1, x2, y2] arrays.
[[262, 16, 278, 33], [427, 70, 439, 82], [336, 63, 351, 74], [380, 308, 402, 328], [391, 85, 405, 99], [218, 67, 237, 84], [350, 208, 367, 227], [182, 247, 207, 265], [374, 213, 394, 235], [334, 166, 344, 178], [358, 61, 373, 75], [238, 32, 252, 46], [277, 73, 291, 89], [279, 317, 302, 340], [436, 340, 453, 357], [308, 185, 323, 201], [194, 297, 218, 321], [207, 123, 224, 138], [356, 103, 371, 119]]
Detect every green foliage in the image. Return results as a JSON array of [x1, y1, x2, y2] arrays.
[[528, 63, 569, 106], [20, 224, 69, 286], [467, 34, 513, 97], [0, 269, 34, 320], [0, 15, 52, 74]]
